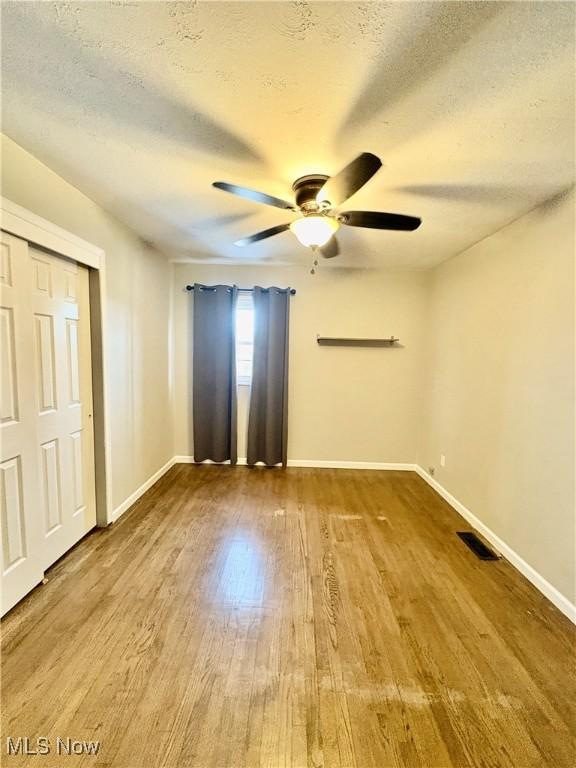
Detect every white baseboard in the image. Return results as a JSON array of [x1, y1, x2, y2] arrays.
[[173, 456, 415, 471], [112, 457, 176, 522], [414, 465, 576, 624], [286, 459, 415, 470]]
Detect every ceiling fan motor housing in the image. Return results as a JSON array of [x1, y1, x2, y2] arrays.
[[292, 174, 330, 212]]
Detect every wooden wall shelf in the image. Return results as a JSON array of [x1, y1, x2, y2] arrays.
[[316, 336, 400, 347]]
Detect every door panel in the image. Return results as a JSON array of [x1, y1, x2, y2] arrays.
[[70, 430, 85, 514], [0, 233, 43, 614], [41, 439, 62, 534], [1, 456, 26, 568], [66, 319, 81, 404], [34, 312, 57, 411], [0, 307, 19, 423], [0, 233, 97, 615], [30, 246, 96, 569]]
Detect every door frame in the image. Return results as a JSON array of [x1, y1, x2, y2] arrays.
[[1, 196, 112, 526]]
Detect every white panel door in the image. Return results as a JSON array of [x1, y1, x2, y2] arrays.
[[0, 233, 43, 614], [30, 246, 96, 569], [0, 234, 96, 615]]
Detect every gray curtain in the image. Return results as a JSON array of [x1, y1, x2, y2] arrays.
[[247, 287, 291, 467], [192, 284, 238, 464]]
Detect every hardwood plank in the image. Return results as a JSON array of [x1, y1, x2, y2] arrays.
[[1, 466, 574, 767]]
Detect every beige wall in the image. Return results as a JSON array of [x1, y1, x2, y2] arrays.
[[1, 134, 173, 512], [173, 263, 429, 464], [419, 189, 575, 602], [3, 134, 573, 607]]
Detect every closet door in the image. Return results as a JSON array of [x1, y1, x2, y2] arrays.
[[1, 233, 43, 614], [30, 246, 96, 569], [1, 234, 97, 616]]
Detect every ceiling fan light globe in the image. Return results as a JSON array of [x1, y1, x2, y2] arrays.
[[290, 216, 340, 247]]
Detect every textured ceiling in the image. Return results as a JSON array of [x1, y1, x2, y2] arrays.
[[2, 1, 575, 268]]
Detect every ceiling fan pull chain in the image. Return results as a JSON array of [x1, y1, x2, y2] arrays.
[[310, 246, 319, 275]]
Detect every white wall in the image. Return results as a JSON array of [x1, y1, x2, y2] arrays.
[[173, 262, 429, 464], [419, 189, 575, 603], [1, 134, 173, 513]]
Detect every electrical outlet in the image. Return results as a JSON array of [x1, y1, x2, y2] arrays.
[[428, 466, 435, 476], [440, 454, 446, 467]]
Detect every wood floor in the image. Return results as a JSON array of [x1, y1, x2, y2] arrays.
[[1, 466, 574, 768]]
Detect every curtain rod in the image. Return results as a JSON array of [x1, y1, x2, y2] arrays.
[[185, 284, 296, 295]]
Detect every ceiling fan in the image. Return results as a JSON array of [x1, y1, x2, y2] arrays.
[[212, 152, 421, 258]]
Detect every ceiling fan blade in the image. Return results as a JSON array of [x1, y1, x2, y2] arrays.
[[340, 210, 421, 231], [316, 153, 382, 206], [234, 223, 291, 247], [319, 237, 340, 259], [213, 181, 295, 211]]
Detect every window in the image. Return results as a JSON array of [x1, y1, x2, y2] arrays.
[[235, 293, 254, 385]]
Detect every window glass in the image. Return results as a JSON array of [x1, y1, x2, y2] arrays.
[[236, 293, 254, 385]]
